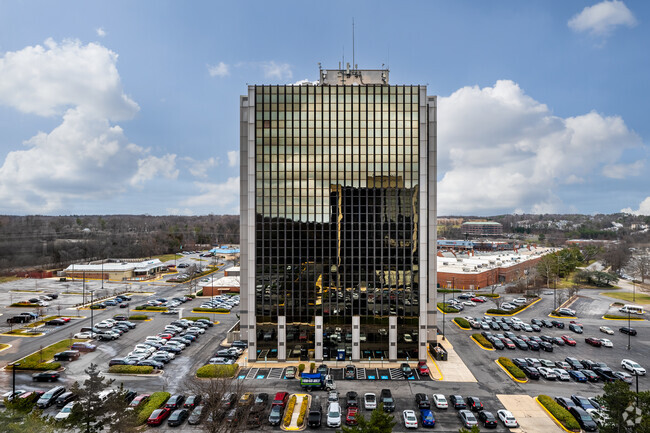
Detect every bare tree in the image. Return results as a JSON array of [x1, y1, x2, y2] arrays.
[[628, 255, 650, 284], [602, 242, 631, 275], [187, 376, 255, 433]]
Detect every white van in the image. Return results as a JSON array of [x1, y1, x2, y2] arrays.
[[620, 305, 644, 315]]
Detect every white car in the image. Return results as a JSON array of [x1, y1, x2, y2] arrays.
[[557, 307, 576, 316], [95, 322, 113, 329], [497, 409, 518, 427], [621, 359, 646, 375], [599, 326, 614, 335], [599, 338, 613, 348], [553, 368, 571, 381], [538, 367, 558, 380], [327, 402, 341, 428], [432, 394, 448, 409], [463, 301, 476, 306], [165, 341, 186, 350], [364, 393, 376, 410], [587, 408, 609, 427], [144, 336, 165, 344], [54, 402, 75, 420], [154, 350, 175, 360], [513, 298, 527, 305], [74, 332, 96, 339], [187, 326, 205, 334], [133, 344, 156, 354], [500, 303, 516, 311], [403, 410, 418, 429]]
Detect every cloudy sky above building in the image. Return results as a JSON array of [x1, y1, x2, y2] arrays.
[[0, 0, 648, 216]]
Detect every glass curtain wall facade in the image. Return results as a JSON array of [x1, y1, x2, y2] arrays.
[[241, 75, 436, 362]]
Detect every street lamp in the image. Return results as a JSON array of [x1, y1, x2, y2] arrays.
[[82, 271, 86, 306], [627, 309, 631, 351], [101, 261, 104, 290], [12, 362, 20, 398], [90, 290, 95, 331]]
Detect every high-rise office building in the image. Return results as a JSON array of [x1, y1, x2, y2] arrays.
[[240, 66, 436, 362]]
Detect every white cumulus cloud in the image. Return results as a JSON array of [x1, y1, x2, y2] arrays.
[[180, 177, 240, 214], [262, 61, 292, 80], [602, 159, 645, 179], [208, 61, 230, 77], [96, 27, 107, 37], [568, 0, 637, 36], [438, 80, 642, 215], [0, 39, 177, 214], [227, 150, 238, 167], [184, 157, 220, 179], [622, 197, 650, 215]]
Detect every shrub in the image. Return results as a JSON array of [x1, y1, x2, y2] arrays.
[[283, 395, 297, 426], [604, 314, 637, 319], [136, 391, 170, 425], [193, 307, 230, 313], [298, 364, 306, 375], [186, 294, 196, 299], [310, 362, 316, 373], [437, 289, 461, 293], [297, 395, 309, 426], [481, 293, 500, 298], [538, 395, 581, 431], [437, 302, 459, 313], [472, 334, 493, 349], [108, 365, 154, 374], [196, 363, 238, 378], [196, 290, 204, 296], [89, 305, 104, 310], [134, 305, 146, 310], [9, 302, 37, 307], [14, 361, 62, 371], [454, 317, 471, 329], [183, 316, 210, 321], [498, 357, 526, 380], [135, 306, 167, 311], [128, 314, 149, 321]]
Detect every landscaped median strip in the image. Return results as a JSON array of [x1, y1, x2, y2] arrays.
[[4, 338, 89, 371], [471, 334, 494, 351], [0, 343, 11, 352], [282, 393, 310, 431], [495, 358, 527, 383], [486, 297, 541, 316], [136, 392, 170, 425], [452, 317, 471, 330], [602, 314, 645, 321], [535, 395, 581, 432]]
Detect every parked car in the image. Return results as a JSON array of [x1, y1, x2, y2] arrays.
[[568, 324, 583, 334], [619, 327, 637, 336], [599, 326, 614, 335], [466, 396, 483, 411], [167, 408, 190, 427], [70, 342, 96, 352], [55, 391, 76, 408], [449, 395, 466, 410], [569, 407, 598, 432], [417, 361, 430, 375], [147, 408, 172, 426], [459, 410, 478, 428], [415, 393, 430, 409], [432, 394, 448, 409], [346, 407, 359, 426], [344, 365, 356, 379], [497, 410, 518, 428], [380, 389, 395, 412], [621, 359, 646, 375], [400, 363, 414, 378], [478, 411, 498, 428], [327, 402, 342, 427], [364, 393, 377, 410], [53, 351, 80, 361], [585, 337, 602, 347], [403, 410, 418, 429], [32, 370, 60, 382], [36, 386, 66, 409]]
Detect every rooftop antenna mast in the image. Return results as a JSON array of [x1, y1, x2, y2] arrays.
[[352, 17, 355, 69]]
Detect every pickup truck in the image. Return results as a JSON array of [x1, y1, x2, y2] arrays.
[[300, 373, 336, 391]]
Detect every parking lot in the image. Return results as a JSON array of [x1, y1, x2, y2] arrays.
[[2, 275, 649, 431]]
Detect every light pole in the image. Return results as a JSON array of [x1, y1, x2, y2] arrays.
[[82, 271, 86, 306], [12, 362, 20, 398], [101, 261, 104, 290], [90, 290, 95, 331], [627, 310, 631, 351], [442, 291, 446, 341]]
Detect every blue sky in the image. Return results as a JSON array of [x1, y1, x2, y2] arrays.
[[0, 0, 648, 216]]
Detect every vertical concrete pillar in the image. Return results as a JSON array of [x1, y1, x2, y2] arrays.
[[278, 316, 286, 362], [389, 315, 398, 361], [352, 316, 360, 362], [315, 316, 324, 362]]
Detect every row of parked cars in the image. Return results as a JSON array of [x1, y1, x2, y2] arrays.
[[108, 317, 213, 369], [199, 294, 240, 311], [554, 395, 608, 431], [482, 330, 580, 352], [510, 356, 645, 383], [91, 294, 131, 309], [468, 315, 583, 333]]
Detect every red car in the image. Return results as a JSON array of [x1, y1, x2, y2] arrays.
[[59, 317, 71, 323], [561, 335, 577, 346], [471, 297, 485, 303], [417, 361, 430, 375], [147, 408, 171, 426], [129, 394, 150, 408], [346, 407, 358, 425], [157, 333, 173, 340], [501, 338, 516, 349], [570, 321, 583, 327], [585, 337, 602, 347]]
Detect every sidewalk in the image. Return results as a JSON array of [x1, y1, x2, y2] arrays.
[[435, 339, 477, 382], [497, 394, 563, 433]]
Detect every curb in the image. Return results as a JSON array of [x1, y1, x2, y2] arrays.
[[0, 344, 12, 353], [426, 344, 444, 381], [281, 393, 310, 431], [560, 295, 579, 309], [0, 332, 45, 338], [486, 298, 541, 317], [494, 359, 528, 383], [470, 335, 494, 351], [192, 310, 230, 314], [535, 396, 579, 433], [452, 319, 471, 330], [548, 314, 577, 319], [106, 370, 164, 377], [601, 316, 644, 321], [436, 306, 459, 315]]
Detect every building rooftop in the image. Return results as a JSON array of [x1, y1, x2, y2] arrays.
[[319, 64, 389, 85], [461, 221, 502, 226], [204, 276, 240, 287], [437, 248, 552, 275]]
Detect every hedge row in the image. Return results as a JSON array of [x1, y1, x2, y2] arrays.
[[193, 307, 230, 313], [297, 395, 309, 426], [134, 306, 167, 311], [481, 293, 500, 298], [183, 316, 210, 321], [537, 395, 581, 431], [136, 391, 170, 425], [437, 303, 460, 314], [128, 314, 149, 321], [196, 363, 239, 378], [604, 314, 637, 319], [108, 365, 154, 374], [437, 289, 462, 293], [196, 290, 203, 296], [453, 317, 471, 329], [9, 302, 37, 308], [283, 395, 297, 426], [498, 357, 526, 380], [472, 333, 493, 349]]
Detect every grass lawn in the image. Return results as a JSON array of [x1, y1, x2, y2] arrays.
[[601, 291, 650, 305], [0, 276, 19, 283], [150, 253, 182, 262], [12, 338, 87, 365]]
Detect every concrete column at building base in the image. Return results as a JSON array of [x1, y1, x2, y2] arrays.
[[315, 316, 323, 362], [389, 316, 398, 362], [278, 316, 286, 362], [352, 316, 360, 362]]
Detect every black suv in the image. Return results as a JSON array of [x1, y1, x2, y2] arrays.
[[165, 394, 186, 410], [308, 404, 322, 427], [449, 395, 466, 410], [53, 350, 80, 361], [569, 407, 598, 432], [466, 396, 483, 411], [346, 391, 359, 408], [32, 370, 60, 382], [415, 393, 431, 409], [620, 327, 637, 336], [380, 389, 395, 412]]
